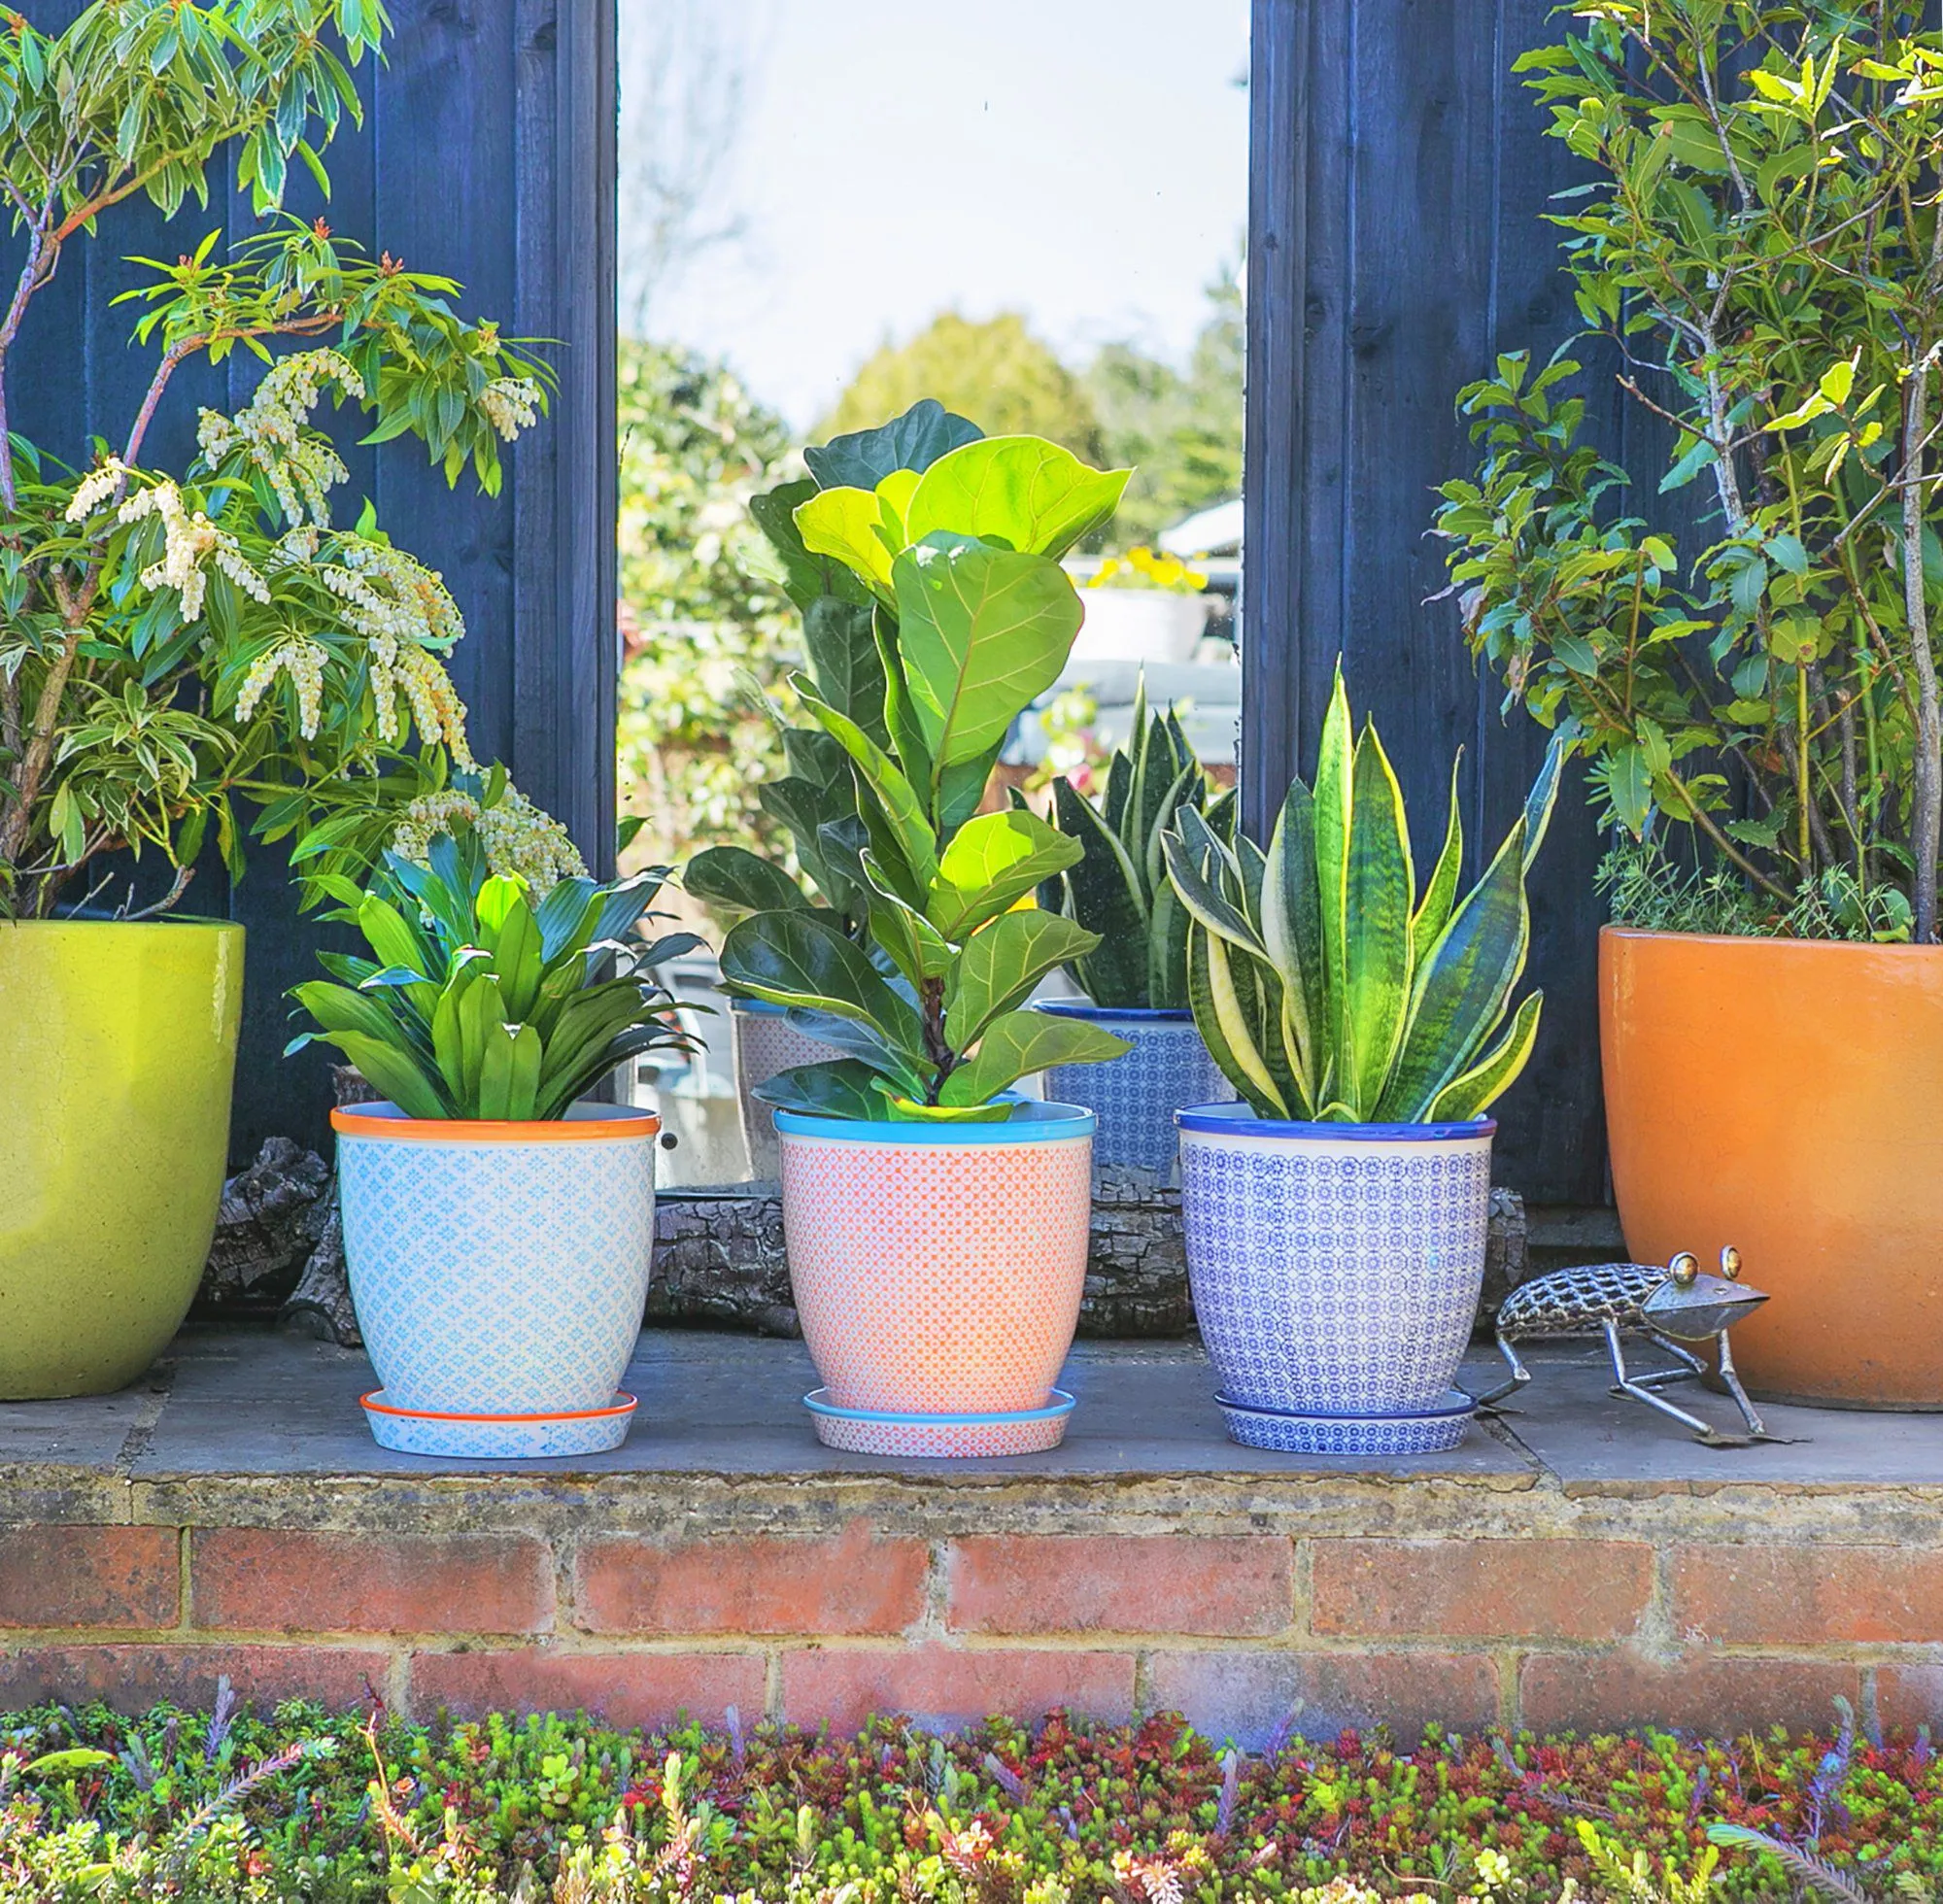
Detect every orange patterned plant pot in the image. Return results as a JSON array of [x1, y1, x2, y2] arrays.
[[1601, 926, 1943, 1408], [775, 1101, 1095, 1455]]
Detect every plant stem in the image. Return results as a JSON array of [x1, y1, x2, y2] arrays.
[[1906, 354, 1942, 940]]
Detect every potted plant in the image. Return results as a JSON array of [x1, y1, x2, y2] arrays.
[[288, 823, 699, 1456], [1162, 667, 1563, 1453], [0, 2, 548, 1398], [1435, 0, 1943, 1406], [1072, 545, 1212, 664], [716, 426, 1135, 1455], [1032, 676, 1235, 1177]]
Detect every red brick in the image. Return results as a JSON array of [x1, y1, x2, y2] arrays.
[[782, 1646, 1136, 1732], [946, 1536, 1292, 1637], [1312, 1540, 1653, 1643], [1518, 1649, 1858, 1735], [0, 1526, 179, 1630], [192, 1529, 553, 1635], [408, 1649, 763, 1728], [576, 1521, 926, 1636], [1147, 1649, 1501, 1748], [1673, 1545, 1943, 1646], [1875, 1667, 1943, 1734], [0, 1645, 387, 1713]]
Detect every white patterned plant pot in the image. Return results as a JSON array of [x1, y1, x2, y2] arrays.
[[775, 1101, 1095, 1456], [1036, 1002, 1233, 1181], [1176, 1104, 1494, 1455], [733, 1000, 835, 1181], [332, 1102, 659, 1456]]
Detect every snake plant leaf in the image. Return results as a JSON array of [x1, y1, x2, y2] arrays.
[[720, 908, 927, 1057], [802, 398, 983, 493], [793, 486, 902, 603], [1380, 816, 1532, 1121], [1160, 809, 1263, 953], [1412, 755, 1465, 972], [794, 677, 939, 901], [1145, 879, 1192, 1009], [1260, 778, 1323, 1088], [1102, 746, 1133, 838], [937, 1008, 1130, 1106], [802, 596, 889, 744], [1187, 928, 1290, 1118], [944, 909, 1099, 1051], [750, 478, 875, 612], [925, 808, 1080, 940], [1312, 664, 1356, 1096], [893, 533, 1083, 772], [903, 436, 1132, 560], [684, 844, 808, 917], [1048, 774, 1146, 1003], [1142, 759, 1203, 909], [1343, 726, 1415, 1115], [752, 1059, 895, 1120], [1427, 989, 1545, 1123], [1521, 727, 1570, 869]]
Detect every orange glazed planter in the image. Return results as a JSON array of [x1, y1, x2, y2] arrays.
[[1600, 926, 1943, 1407]]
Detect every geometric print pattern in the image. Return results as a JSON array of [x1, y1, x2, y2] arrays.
[[1042, 1009, 1233, 1180], [1216, 1392, 1474, 1455], [1180, 1124, 1493, 1440], [778, 1122, 1092, 1440], [338, 1127, 657, 1417], [360, 1392, 638, 1458], [802, 1388, 1075, 1458]]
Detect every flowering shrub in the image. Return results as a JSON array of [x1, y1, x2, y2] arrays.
[[1085, 548, 1209, 595], [1, 1697, 1940, 1901], [0, 4, 552, 920]]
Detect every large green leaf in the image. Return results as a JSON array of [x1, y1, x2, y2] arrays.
[[684, 844, 808, 917], [926, 807, 1080, 939], [1050, 774, 1146, 1005], [794, 678, 939, 901], [1312, 666, 1355, 1097], [794, 486, 903, 602], [1342, 726, 1415, 1115], [1184, 928, 1290, 1118], [903, 436, 1132, 559], [775, 1006, 928, 1097], [803, 595, 888, 742], [720, 909, 926, 1057], [1412, 756, 1465, 971], [937, 1008, 1130, 1106], [750, 479, 874, 612], [1160, 810, 1262, 954], [307, 1029, 449, 1120], [1427, 989, 1545, 1122], [752, 1059, 893, 1120], [944, 909, 1098, 1049], [1380, 818, 1532, 1121], [858, 852, 955, 988], [893, 535, 1083, 773], [803, 399, 983, 492]]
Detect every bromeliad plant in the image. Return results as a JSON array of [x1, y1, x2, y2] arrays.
[[1040, 675, 1231, 1009], [716, 410, 1139, 1119], [1162, 668, 1565, 1124], [0, 2, 552, 921], [287, 823, 699, 1121]]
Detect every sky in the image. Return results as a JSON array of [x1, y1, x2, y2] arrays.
[[618, 0, 1252, 429]]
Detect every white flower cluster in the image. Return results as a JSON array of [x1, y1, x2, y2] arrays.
[[235, 635, 327, 738], [390, 782, 588, 894], [63, 456, 127, 521], [116, 479, 270, 622], [478, 375, 544, 441], [197, 349, 364, 527]]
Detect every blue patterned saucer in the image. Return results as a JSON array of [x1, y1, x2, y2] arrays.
[[803, 1388, 1075, 1458], [362, 1390, 636, 1458], [1214, 1387, 1476, 1456]]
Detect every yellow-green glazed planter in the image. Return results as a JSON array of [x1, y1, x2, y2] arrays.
[[0, 919, 244, 1397]]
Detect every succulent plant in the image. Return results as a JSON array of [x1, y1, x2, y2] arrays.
[[1161, 664, 1565, 1124]]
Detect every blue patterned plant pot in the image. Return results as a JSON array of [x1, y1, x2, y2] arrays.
[[332, 1102, 660, 1452], [1034, 1002, 1233, 1179], [733, 999, 835, 1180], [1176, 1104, 1494, 1453]]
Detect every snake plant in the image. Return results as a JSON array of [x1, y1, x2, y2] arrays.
[[1161, 666, 1565, 1124], [287, 826, 701, 1120], [1042, 676, 1232, 1008]]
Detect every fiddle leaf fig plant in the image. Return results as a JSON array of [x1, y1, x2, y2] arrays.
[[1041, 674, 1232, 1009], [288, 825, 700, 1122], [1162, 666, 1566, 1124], [716, 413, 1136, 1121], [0, 2, 552, 921]]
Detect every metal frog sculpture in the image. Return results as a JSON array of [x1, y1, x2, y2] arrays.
[[1470, 1247, 1776, 1446]]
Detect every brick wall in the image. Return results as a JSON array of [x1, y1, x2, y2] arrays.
[[0, 1513, 1933, 1743]]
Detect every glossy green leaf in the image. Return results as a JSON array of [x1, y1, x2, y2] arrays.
[[803, 595, 888, 742], [926, 807, 1080, 939], [944, 909, 1098, 1049], [752, 1059, 894, 1120], [1427, 989, 1545, 1121], [793, 486, 903, 601], [803, 399, 983, 492], [749, 479, 874, 611], [937, 1008, 1129, 1106], [1342, 725, 1415, 1114], [1312, 665, 1355, 1096], [684, 844, 808, 917], [794, 678, 939, 901], [1260, 777, 1323, 1083], [720, 908, 926, 1054], [902, 435, 1132, 559], [1412, 756, 1465, 971]]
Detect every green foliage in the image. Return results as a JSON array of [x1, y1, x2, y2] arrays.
[[1042, 675, 1230, 1009], [0, 3, 553, 920], [1085, 255, 1245, 549], [1, 1696, 1939, 1901], [614, 340, 799, 872], [1600, 835, 1913, 941], [287, 825, 697, 1120], [1434, 1, 1943, 939], [715, 411, 1134, 1119], [1163, 665, 1565, 1124], [822, 313, 1106, 467]]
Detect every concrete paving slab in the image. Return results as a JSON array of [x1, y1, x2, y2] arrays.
[[119, 1326, 1534, 1483], [0, 1378, 158, 1475]]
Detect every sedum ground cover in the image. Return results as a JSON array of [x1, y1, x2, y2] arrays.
[[0, 1697, 1935, 1902]]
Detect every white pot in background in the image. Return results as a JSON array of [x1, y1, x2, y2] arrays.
[[1070, 591, 1210, 664]]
